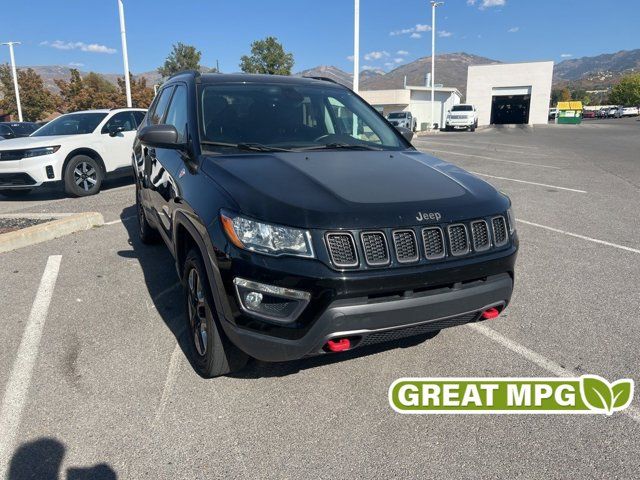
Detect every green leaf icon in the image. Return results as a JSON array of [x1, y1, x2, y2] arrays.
[[611, 379, 634, 411], [580, 375, 614, 415]]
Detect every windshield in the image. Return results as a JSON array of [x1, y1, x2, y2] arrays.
[[199, 83, 407, 152], [387, 112, 407, 119], [31, 113, 107, 137], [5, 123, 38, 136], [451, 105, 473, 112]]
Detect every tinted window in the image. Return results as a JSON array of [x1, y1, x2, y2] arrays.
[[164, 85, 188, 142], [149, 87, 174, 125], [200, 83, 404, 151], [8, 123, 37, 136], [451, 105, 473, 112], [387, 112, 407, 119], [31, 113, 108, 136], [101, 112, 138, 134], [133, 111, 146, 126], [0, 125, 13, 137]]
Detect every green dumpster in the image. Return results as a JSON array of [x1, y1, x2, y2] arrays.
[[557, 101, 583, 124]]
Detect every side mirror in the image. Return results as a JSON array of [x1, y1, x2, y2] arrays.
[[396, 126, 414, 143], [138, 124, 183, 149], [108, 125, 125, 137]]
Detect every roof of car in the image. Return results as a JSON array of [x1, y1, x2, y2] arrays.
[[168, 71, 345, 88], [63, 108, 146, 115]]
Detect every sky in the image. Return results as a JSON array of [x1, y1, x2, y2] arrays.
[[1, 0, 639, 75]]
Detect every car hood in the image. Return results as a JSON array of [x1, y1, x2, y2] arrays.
[[201, 150, 509, 229], [0, 135, 80, 150]]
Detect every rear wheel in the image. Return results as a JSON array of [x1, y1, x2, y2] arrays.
[[64, 155, 103, 197], [0, 189, 32, 197], [183, 249, 248, 378]]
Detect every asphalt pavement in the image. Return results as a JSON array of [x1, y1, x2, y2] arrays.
[[0, 117, 639, 479]]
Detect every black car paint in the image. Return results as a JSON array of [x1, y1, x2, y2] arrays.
[[133, 72, 518, 362]]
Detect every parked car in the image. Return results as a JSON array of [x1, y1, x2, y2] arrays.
[[0, 108, 146, 197], [386, 111, 416, 131], [607, 106, 619, 118], [619, 106, 639, 117], [548, 108, 558, 120], [582, 110, 596, 119], [0, 122, 39, 140], [133, 72, 518, 377], [445, 104, 479, 131], [596, 108, 608, 118]]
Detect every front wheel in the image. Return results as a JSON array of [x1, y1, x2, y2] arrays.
[[136, 183, 159, 244], [183, 249, 248, 378], [64, 155, 103, 197]]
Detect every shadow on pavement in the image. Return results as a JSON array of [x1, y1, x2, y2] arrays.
[[0, 176, 133, 202], [8, 437, 116, 479]]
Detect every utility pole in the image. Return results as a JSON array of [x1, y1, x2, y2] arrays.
[[353, 0, 360, 94], [430, 1, 444, 130], [1, 42, 23, 121], [117, 0, 132, 107]]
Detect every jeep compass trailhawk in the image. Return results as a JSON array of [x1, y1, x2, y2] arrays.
[[133, 72, 518, 377]]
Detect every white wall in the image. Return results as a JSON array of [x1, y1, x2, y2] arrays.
[[466, 61, 554, 126], [408, 90, 461, 129]]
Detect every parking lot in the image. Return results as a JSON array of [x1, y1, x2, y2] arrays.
[[1, 118, 639, 478]]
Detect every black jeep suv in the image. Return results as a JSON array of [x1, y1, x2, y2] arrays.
[[133, 72, 518, 377]]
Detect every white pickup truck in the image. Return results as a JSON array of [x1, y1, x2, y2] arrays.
[[445, 104, 478, 132]]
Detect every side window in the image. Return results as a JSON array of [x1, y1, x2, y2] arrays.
[[326, 96, 382, 144], [132, 111, 146, 127], [101, 112, 137, 134], [164, 85, 188, 142], [0, 125, 13, 138], [149, 86, 174, 125]]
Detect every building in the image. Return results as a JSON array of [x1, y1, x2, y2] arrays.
[[466, 61, 554, 126], [360, 86, 462, 131]]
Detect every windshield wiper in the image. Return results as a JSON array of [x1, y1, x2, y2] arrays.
[[297, 143, 384, 151], [201, 141, 293, 152]]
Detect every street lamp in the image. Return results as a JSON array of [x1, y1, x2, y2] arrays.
[[117, 0, 132, 107], [353, 0, 360, 94], [1, 41, 23, 122], [430, 1, 444, 130]]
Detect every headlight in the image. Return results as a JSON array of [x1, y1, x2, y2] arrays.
[[221, 211, 315, 258], [22, 146, 60, 158], [507, 207, 516, 235]]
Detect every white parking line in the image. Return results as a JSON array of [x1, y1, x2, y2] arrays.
[[104, 215, 136, 226], [423, 148, 561, 169], [0, 255, 62, 476], [418, 140, 550, 157], [151, 342, 183, 429], [469, 323, 640, 424], [517, 219, 640, 254], [430, 139, 541, 150], [471, 172, 587, 194]]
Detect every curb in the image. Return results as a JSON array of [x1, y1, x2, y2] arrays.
[[0, 212, 104, 254]]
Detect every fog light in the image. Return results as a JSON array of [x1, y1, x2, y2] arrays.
[[244, 291, 263, 310]]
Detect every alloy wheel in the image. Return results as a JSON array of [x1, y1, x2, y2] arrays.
[[187, 267, 208, 357], [74, 161, 98, 192]]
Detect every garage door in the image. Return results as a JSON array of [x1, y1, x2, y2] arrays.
[[490, 86, 532, 125]]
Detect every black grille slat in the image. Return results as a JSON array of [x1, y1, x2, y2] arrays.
[[421, 227, 446, 260], [448, 224, 469, 256], [0, 173, 37, 186], [326, 233, 358, 268], [359, 312, 478, 347], [471, 220, 490, 252], [392, 230, 419, 263], [361, 232, 389, 266], [492, 216, 508, 246]]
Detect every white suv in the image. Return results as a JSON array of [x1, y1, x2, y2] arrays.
[[445, 104, 478, 132], [0, 108, 146, 197]]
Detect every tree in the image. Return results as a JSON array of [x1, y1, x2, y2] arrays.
[[240, 37, 294, 75], [0, 65, 57, 121], [559, 88, 572, 102], [609, 73, 640, 106], [158, 42, 202, 78], [117, 74, 155, 108], [55, 69, 120, 111]]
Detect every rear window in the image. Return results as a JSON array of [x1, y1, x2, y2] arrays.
[[8, 123, 37, 135], [387, 112, 407, 119], [451, 105, 473, 112]]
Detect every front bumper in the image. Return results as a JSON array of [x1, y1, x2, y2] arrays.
[[0, 154, 63, 188], [446, 119, 475, 127]]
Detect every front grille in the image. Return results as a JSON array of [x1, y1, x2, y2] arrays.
[[358, 312, 479, 347], [392, 230, 419, 263], [471, 220, 490, 252], [421, 227, 446, 260], [0, 173, 37, 186], [448, 224, 469, 256], [492, 216, 508, 247], [326, 233, 358, 268], [360, 232, 389, 266]]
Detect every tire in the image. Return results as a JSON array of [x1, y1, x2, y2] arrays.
[[183, 248, 248, 378], [135, 182, 159, 244], [470, 124, 476, 132], [0, 189, 32, 197], [64, 155, 103, 197], [445, 125, 452, 132]]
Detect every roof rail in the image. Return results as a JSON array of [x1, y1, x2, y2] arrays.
[[166, 69, 201, 81], [302, 76, 341, 85]]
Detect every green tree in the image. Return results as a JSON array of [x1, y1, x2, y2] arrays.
[[559, 88, 572, 102], [117, 74, 155, 108], [158, 42, 202, 78], [609, 73, 640, 105], [240, 37, 294, 75], [0, 65, 58, 121], [55, 69, 119, 111]]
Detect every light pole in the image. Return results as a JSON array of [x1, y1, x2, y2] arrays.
[[430, 1, 444, 130], [353, 0, 360, 94], [117, 0, 132, 107], [1, 42, 23, 121]]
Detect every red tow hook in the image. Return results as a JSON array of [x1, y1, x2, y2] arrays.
[[481, 307, 501, 320], [326, 338, 351, 352]]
